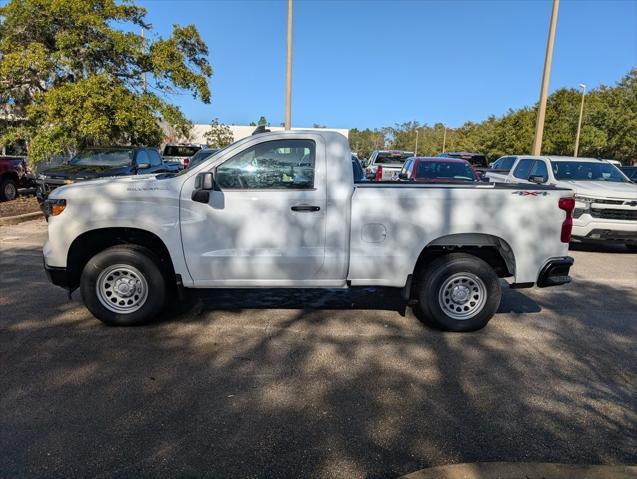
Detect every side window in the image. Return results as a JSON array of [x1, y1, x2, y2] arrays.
[[148, 149, 162, 167], [513, 159, 534, 180], [529, 160, 548, 182], [401, 159, 411, 177], [136, 150, 149, 166], [216, 139, 316, 190]]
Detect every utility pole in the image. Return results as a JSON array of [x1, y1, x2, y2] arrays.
[[532, 0, 560, 155], [442, 125, 447, 152], [574, 83, 586, 157], [284, 0, 293, 130], [141, 27, 147, 93], [414, 129, 419, 156]]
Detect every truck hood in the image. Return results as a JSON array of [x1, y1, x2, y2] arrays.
[[39, 163, 131, 179], [49, 174, 168, 199], [557, 180, 637, 199]]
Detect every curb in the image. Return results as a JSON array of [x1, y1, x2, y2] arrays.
[[0, 211, 44, 226], [400, 462, 637, 479]]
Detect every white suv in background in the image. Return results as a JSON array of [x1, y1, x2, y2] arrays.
[[487, 156, 637, 250]]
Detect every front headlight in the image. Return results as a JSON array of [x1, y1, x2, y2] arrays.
[[46, 198, 67, 217], [573, 195, 595, 218]]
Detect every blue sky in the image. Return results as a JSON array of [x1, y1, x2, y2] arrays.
[[140, 0, 636, 129]]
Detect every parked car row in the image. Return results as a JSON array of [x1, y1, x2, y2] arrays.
[[357, 148, 635, 250]]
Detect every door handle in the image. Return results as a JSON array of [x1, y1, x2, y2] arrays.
[[291, 205, 320, 212]]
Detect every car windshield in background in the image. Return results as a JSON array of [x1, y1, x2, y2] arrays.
[[163, 145, 200, 157], [551, 161, 629, 182], [189, 148, 220, 167], [443, 153, 487, 167], [416, 161, 476, 181], [70, 149, 133, 167], [494, 157, 516, 170], [375, 152, 412, 165]]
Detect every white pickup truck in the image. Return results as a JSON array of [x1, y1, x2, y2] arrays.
[[43, 131, 575, 331], [486, 155, 637, 249]]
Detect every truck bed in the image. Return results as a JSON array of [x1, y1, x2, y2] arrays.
[[348, 181, 572, 287]]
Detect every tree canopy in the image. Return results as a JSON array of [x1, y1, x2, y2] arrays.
[[354, 69, 637, 164], [0, 0, 212, 161], [204, 118, 234, 148]]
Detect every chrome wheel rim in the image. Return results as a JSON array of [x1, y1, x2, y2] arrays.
[[438, 272, 487, 320], [96, 264, 148, 314]]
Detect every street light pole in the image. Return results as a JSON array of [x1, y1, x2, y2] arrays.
[[574, 83, 586, 157], [414, 129, 419, 156], [141, 27, 147, 93], [442, 125, 447, 152], [532, 0, 560, 155], [284, 0, 293, 130]]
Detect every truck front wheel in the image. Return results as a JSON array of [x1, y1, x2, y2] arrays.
[[0, 177, 18, 201], [80, 246, 166, 326], [415, 253, 501, 332]]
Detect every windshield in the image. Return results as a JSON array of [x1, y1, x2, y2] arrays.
[[494, 157, 516, 170], [163, 145, 201, 157], [415, 161, 476, 181], [375, 152, 412, 165], [70, 149, 133, 167], [441, 153, 487, 167], [551, 161, 629, 182], [189, 149, 220, 168]]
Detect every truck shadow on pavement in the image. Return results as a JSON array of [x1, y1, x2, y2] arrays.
[[1, 248, 636, 478]]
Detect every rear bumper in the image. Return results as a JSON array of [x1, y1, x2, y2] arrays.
[[537, 257, 574, 288]]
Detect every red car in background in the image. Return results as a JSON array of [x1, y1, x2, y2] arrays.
[[0, 156, 30, 201], [396, 156, 482, 183]]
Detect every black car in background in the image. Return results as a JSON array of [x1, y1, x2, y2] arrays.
[[37, 147, 180, 205], [619, 165, 637, 182], [437, 151, 489, 171]]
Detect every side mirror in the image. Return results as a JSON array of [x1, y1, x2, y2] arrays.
[[398, 172, 407, 180], [529, 175, 546, 184], [136, 162, 150, 170], [192, 171, 215, 203]]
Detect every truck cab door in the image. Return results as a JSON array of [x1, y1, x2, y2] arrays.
[[179, 137, 327, 286]]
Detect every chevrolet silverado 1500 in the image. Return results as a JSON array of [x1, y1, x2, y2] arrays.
[[43, 131, 575, 331]]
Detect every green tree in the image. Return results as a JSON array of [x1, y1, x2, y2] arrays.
[[257, 116, 269, 126], [204, 118, 234, 148], [0, 0, 212, 161]]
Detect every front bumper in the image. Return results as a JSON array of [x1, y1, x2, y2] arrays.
[[537, 257, 574, 288], [44, 259, 70, 290], [572, 211, 637, 244]]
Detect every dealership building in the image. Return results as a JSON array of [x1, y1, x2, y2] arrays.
[[186, 124, 349, 145]]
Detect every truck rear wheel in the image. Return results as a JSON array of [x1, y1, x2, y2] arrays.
[[415, 253, 501, 332], [80, 246, 166, 326]]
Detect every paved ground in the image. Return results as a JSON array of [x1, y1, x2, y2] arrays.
[[1, 219, 636, 478]]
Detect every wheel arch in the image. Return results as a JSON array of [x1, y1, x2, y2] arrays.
[[408, 233, 515, 297], [66, 227, 176, 291]]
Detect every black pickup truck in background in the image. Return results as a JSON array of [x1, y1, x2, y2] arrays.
[[36, 147, 180, 206]]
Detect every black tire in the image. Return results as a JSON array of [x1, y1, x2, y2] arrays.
[[0, 177, 18, 201], [626, 243, 637, 253], [414, 253, 501, 332], [80, 246, 166, 326]]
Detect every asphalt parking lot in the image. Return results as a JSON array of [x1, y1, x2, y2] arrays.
[[1, 219, 636, 478]]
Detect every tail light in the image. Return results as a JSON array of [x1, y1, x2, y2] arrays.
[[558, 196, 575, 243], [375, 165, 383, 181], [183, 158, 190, 168]]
